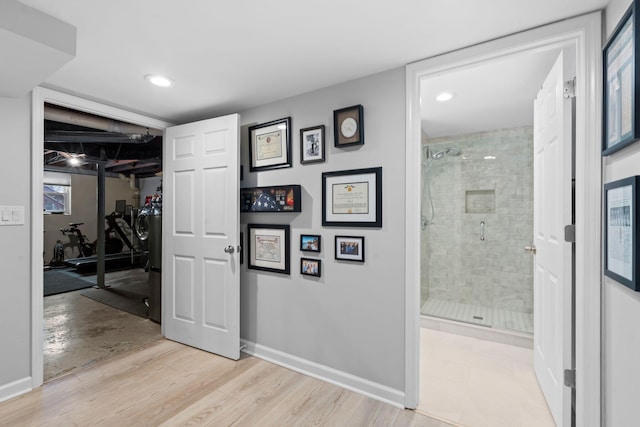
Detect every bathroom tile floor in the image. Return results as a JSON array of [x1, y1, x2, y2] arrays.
[[422, 298, 533, 334], [417, 328, 555, 427]]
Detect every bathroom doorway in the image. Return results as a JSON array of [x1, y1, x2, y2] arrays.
[[404, 12, 602, 426]]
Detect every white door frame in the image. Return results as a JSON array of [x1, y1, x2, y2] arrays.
[[31, 87, 173, 388], [404, 12, 602, 426]]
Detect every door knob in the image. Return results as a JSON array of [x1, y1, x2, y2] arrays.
[[224, 245, 235, 254], [524, 245, 537, 254]]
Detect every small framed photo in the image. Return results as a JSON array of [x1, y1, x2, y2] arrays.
[[300, 234, 321, 252], [247, 224, 290, 275], [248, 117, 292, 172], [335, 235, 365, 262], [333, 104, 364, 147], [322, 167, 382, 227], [604, 176, 640, 291], [300, 258, 321, 277], [603, 1, 640, 155], [300, 125, 325, 164]]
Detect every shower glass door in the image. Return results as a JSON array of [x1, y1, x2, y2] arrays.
[[420, 127, 534, 334]]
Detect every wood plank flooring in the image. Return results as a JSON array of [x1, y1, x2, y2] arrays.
[[0, 339, 453, 426]]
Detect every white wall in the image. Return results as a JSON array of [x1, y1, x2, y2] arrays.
[[239, 68, 407, 400], [603, 1, 640, 425], [0, 95, 32, 398]]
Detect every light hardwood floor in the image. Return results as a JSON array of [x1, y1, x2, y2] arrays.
[[0, 339, 453, 427]]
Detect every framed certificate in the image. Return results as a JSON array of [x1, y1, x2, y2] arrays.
[[322, 167, 382, 227], [603, 1, 640, 155], [604, 176, 640, 291], [247, 224, 290, 275], [248, 117, 292, 172]]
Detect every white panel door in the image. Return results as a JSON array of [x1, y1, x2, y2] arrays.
[[163, 114, 240, 360], [533, 52, 572, 426]]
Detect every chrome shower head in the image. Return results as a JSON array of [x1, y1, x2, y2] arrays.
[[431, 147, 461, 159]]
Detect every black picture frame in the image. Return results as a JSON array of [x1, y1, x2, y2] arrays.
[[603, 1, 640, 156], [248, 117, 292, 172], [300, 234, 321, 252], [240, 185, 302, 213], [247, 224, 290, 275], [333, 105, 364, 147], [300, 258, 321, 277], [604, 176, 640, 291], [300, 125, 325, 164], [335, 235, 365, 262], [322, 167, 382, 227]]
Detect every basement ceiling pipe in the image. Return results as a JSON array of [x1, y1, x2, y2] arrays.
[[44, 105, 163, 136]]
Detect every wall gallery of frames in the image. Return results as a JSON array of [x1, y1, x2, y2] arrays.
[[241, 104, 382, 279]]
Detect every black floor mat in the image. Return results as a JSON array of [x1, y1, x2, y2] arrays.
[[80, 280, 149, 319], [44, 269, 96, 296]]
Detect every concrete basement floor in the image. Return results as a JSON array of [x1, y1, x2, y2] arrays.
[[44, 268, 163, 382]]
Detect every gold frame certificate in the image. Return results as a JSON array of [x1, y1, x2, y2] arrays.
[[332, 182, 369, 215]]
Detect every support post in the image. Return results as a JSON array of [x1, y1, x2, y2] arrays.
[[96, 148, 107, 288]]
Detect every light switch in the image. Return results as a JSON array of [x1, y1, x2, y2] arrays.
[[0, 206, 24, 225]]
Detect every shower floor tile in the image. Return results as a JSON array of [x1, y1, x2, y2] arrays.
[[421, 298, 533, 334]]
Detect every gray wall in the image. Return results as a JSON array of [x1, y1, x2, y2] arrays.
[[0, 95, 31, 391], [603, 0, 640, 425], [239, 68, 406, 392]]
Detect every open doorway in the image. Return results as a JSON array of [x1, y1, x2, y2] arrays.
[[415, 44, 571, 426], [404, 11, 602, 427], [42, 104, 165, 381], [32, 89, 173, 385]]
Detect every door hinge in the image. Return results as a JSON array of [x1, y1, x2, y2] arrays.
[[564, 224, 576, 243], [564, 369, 576, 389], [563, 77, 576, 99]]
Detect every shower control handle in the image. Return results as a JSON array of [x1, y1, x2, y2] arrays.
[[524, 244, 537, 254], [480, 221, 485, 241]]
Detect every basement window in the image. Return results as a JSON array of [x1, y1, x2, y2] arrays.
[[43, 172, 71, 215]]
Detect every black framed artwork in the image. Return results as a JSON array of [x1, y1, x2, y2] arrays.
[[322, 167, 382, 227], [604, 176, 640, 291], [333, 105, 364, 147], [248, 117, 292, 172], [300, 125, 325, 164], [335, 235, 365, 262], [603, 1, 640, 155], [247, 224, 290, 275], [300, 258, 321, 277], [300, 234, 321, 252]]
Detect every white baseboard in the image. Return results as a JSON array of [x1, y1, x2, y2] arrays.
[[0, 377, 32, 404], [241, 340, 405, 408]]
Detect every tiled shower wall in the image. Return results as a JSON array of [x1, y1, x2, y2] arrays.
[[420, 127, 534, 316]]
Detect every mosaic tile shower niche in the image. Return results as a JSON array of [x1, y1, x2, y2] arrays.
[[420, 127, 534, 334]]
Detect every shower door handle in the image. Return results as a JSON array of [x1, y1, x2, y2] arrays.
[[524, 244, 537, 254], [480, 221, 485, 241]]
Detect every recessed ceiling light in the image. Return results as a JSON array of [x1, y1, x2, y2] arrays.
[[145, 74, 173, 87], [436, 92, 454, 102], [484, 155, 496, 160], [68, 156, 80, 166]]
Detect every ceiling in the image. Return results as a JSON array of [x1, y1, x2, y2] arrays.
[[13, 0, 608, 125], [420, 48, 565, 138]]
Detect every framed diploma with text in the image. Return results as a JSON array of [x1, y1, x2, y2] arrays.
[[603, 1, 640, 156], [249, 117, 292, 172], [322, 167, 382, 227], [604, 176, 640, 291], [247, 224, 290, 275]]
